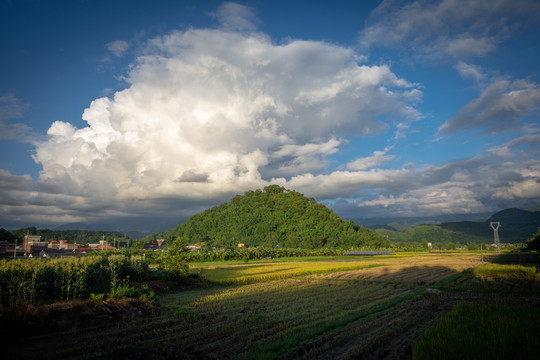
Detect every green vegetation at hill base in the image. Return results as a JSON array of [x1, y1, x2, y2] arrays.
[[168, 185, 388, 249]]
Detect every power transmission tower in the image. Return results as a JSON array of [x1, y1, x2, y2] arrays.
[[489, 221, 501, 251]]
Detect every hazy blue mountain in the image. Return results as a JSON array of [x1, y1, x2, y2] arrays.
[[373, 208, 540, 244]]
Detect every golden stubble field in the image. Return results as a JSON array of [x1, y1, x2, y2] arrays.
[[308, 253, 486, 283], [4, 252, 539, 360], [194, 253, 487, 284]]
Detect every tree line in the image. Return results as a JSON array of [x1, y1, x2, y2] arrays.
[[0, 227, 130, 244]]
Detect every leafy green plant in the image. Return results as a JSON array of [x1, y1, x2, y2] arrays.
[[108, 283, 142, 299]]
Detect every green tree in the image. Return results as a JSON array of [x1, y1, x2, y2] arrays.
[[163, 236, 189, 278], [526, 227, 540, 249], [130, 241, 145, 250], [0, 228, 17, 243]]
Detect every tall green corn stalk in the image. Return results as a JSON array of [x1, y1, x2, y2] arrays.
[[0, 255, 149, 308]]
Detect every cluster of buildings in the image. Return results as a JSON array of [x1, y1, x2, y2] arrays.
[[0, 234, 118, 258]]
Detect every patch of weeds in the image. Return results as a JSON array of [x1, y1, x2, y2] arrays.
[[108, 283, 158, 302], [90, 293, 106, 301]]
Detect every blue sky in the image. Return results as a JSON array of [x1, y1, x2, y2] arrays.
[[1, 0, 540, 232]]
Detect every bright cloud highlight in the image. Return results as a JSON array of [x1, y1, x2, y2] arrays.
[[32, 27, 420, 206]]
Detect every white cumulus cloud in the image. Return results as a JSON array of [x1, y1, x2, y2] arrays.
[[31, 25, 421, 212]]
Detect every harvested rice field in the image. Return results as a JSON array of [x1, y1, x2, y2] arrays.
[[309, 253, 486, 284], [2, 251, 539, 359]]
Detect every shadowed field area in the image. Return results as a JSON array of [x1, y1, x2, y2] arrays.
[[1, 252, 539, 359]]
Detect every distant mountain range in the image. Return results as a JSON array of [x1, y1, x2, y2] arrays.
[[371, 208, 540, 244]]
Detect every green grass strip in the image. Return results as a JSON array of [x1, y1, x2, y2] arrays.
[[412, 303, 540, 360]]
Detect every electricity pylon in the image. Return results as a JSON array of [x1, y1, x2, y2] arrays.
[[489, 221, 501, 251]]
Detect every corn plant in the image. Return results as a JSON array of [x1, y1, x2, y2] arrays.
[[0, 255, 150, 307]]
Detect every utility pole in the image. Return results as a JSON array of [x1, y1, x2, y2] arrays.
[[490, 221, 501, 251], [480, 243, 483, 262]]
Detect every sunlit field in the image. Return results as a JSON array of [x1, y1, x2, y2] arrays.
[[2, 251, 539, 359], [191, 257, 389, 283], [309, 253, 486, 283], [194, 253, 486, 284]]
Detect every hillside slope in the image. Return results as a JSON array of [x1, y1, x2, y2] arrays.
[[374, 208, 540, 244], [441, 208, 540, 243], [374, 224, 488, 245], [169, 185, 387, 249]]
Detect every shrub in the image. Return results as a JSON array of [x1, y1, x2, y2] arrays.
[[108, 284, 142, 299]]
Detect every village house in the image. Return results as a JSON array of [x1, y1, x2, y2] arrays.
[[88, 238, 116, 250], [48, 240, 60, 249], [58, 240, 82, 251], [23, 234, 48, 257]]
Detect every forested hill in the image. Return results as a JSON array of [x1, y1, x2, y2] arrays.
[[373, 208, 540, 245], [440, 208, 540, 242], [169, 185, 388, 249]]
